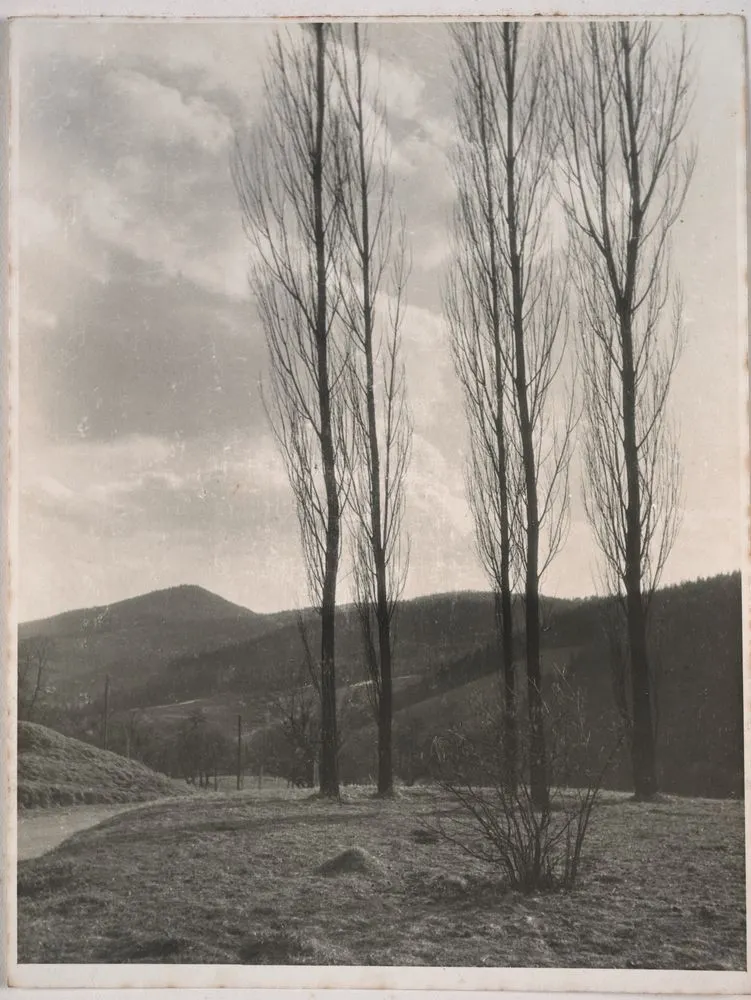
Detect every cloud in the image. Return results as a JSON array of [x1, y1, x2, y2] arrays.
[[105, 67, 232, 153], [20, 246, 267, 446], [398, 302, 462, 442], [18, 196, 61, 249], [18, 32, 252, 315], [14, 20, 744, 621], [23, 429, 291, 523], [20, 428, 303, 617], [397, 432, 485, 597], [76, 168, 250, 302]]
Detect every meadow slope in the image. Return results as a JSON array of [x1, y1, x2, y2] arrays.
[[17, 787, 745, 968], [18, 722, 186, 809]]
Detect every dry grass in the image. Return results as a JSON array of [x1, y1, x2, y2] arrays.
[[18, 722, 186, 809], [16, 786, 745, 968]]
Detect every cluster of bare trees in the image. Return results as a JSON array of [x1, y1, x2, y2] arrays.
[[447, 21, 693, 800], [447, 23, 574, 808], [18, 637, 52, 723], [237, 20, 693, 802], [234, 23, 411, 798]]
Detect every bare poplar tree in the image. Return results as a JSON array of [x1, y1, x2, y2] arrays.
[[233, 23, 347, 797], [555, 23, 694, 798], [446, 23, 520, 789], [333, 24, 412, 796], [448, 23, 573, 808]]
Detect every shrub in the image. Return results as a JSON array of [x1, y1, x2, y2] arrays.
[[429, 671, 619, 892]]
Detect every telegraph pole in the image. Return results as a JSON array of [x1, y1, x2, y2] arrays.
[[236, 714, 243, 791], [103, 675, 110, 751], [259, 707, 270, 790]]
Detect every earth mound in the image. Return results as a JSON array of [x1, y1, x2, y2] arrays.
[[18, 721, 184, 809], [316, 846, 384, 877]]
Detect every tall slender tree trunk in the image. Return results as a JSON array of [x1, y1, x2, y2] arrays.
[[501, 24, 547, 809], [350, 24, 396, 796], [375, 614, 393, 794], [313, 23, 340, 797], [619, 24, 657, 799], [621, 314, 658, 798], [474, 24, 517, 785], [494, 586, 516, 784]]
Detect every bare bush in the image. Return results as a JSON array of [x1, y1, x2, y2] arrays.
[[430, 675, 617, 891]]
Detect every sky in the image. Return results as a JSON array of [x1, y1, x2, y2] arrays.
[[14, 18, 746, 622]]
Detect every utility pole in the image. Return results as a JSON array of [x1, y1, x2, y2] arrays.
[[236, 714, 243, 791], [257, 709, 267, 790], [103, 675, 110, 751]]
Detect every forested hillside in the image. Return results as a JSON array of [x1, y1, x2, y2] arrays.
[[19, 573, 744, 798]]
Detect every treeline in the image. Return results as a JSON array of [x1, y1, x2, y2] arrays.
[[228, 19, 702, 802]]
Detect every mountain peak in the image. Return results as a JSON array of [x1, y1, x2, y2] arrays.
[[20, 584, 257, 634]]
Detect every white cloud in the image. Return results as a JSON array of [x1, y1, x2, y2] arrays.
[[105, 67, 233, 153], [75, 165, 249, 301], [407, 433, 470, 534], [14, 19, 744, 619], [377, 56, 426, 122], [15, 19, 274, 114]]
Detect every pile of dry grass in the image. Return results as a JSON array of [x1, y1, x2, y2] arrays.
[[316, 846, 385, 877], [17, 722, 183, 809]]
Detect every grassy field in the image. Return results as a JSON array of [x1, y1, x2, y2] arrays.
[[18, 722, 187, 809], [16, 785, 745, 968]]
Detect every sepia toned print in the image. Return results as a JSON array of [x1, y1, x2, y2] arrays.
[[10, 15, 747, 987]]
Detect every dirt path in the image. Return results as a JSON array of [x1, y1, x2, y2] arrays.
[[17, 799, 175, 861], [17, 786, 277, 862]]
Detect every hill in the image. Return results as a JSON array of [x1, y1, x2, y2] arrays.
[[18, 584, 291, 702], [379, 574, 744, 798], [17, 721, 186, 809], [20, 583, 259, 637], [20, 586, 509, 721], [121, 590, 524, 714]]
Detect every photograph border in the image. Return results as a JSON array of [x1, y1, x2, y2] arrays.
[[2, 2, 749, 995]]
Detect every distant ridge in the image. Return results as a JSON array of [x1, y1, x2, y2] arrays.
[[20, 584, 257, 636], [18, 585, 272, 699], [17, 573, 743, 797]]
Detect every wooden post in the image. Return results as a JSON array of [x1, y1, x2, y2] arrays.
[[103, 675, 110, 751], [237, 714, 242, 791], [259, 708, 270, 790]]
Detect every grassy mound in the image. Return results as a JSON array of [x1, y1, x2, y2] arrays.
[[18, 722, 183, 809], [316, 846, 384, 877]]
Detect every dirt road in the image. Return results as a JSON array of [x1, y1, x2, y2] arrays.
[[17, 800, 169, 861], [17, 786, 268, 861]]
